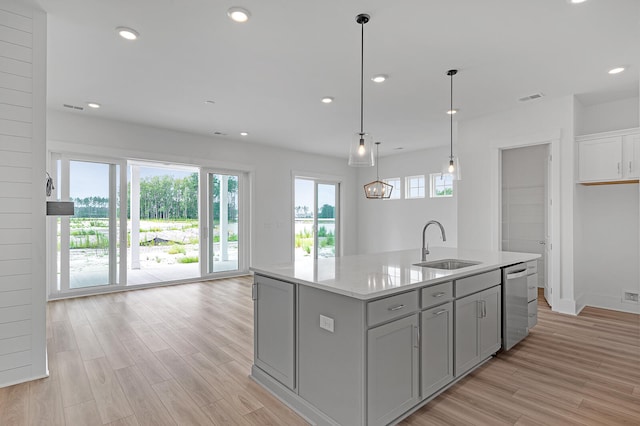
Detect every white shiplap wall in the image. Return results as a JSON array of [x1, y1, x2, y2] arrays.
[[0, 1, 47, 387]]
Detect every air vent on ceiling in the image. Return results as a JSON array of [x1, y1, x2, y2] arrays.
[[213, 131, 227, 136], [63, 104, 84, 111], [518, 93, 544, 102]]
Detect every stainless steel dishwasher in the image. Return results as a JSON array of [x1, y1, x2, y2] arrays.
[[502, 263, 529, 350]]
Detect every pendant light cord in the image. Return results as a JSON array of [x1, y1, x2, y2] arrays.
[[360, 20, 364, 136], [450, 72, 453, 161], [375, 143, 380, 179]]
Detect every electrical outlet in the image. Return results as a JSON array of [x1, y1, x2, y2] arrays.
[[319, 315, 334, 333], [622, 291, 639, 304]]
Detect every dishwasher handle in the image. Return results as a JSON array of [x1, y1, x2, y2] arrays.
[[505, 269, 528, 280]]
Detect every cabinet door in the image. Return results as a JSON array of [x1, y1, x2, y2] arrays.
[[454, 292, 481, 376], [479, 286, 502, 359], [578, 137, 622, 182], [623, 134, 640, 178], [368, 314, 419, 426], [421, 302, 453, 398], [254, 276, 295, 390]]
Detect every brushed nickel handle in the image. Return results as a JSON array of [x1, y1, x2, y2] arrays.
[[618, 162, 621, 174], [433, 309, 447, 316], [432, 292, 446, 298], [529, 286, 536, 290], [414, 325, 420, 348], [388, 304, 406, 311], [629, 161, 632, 173]]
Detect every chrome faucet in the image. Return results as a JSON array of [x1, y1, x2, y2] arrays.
[[422, 220, 447, 261]]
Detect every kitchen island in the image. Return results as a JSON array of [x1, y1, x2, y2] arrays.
[[250, 247, 539, 426]]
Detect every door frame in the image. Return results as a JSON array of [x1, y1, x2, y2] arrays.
[[47, 152, 128, 297], [492, 131, 560, 310], [291, 171, 342, 261]]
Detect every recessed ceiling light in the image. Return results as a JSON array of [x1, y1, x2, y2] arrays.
[[87, 102, 101, 109], [447, 109, 458, 115], [608, 67, 625, 75], [116, 27, 139, 40], [569, 0, 587, 4], [227, 7, 251, 23], [321, 97, 334, 104], [371, 74, 388, 83], [240, 132, 248, 136]]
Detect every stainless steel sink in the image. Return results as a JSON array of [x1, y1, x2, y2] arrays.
[[413, 259, 481, 270]]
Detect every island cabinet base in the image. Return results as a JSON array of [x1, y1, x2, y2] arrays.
[[252, 268, 505, 426]]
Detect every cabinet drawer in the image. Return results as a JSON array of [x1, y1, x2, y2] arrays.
[[528, 300, 538, 329], [455, 270, 501, 298], [421, 282, 453, 309], [526, 261, 537, 275], [368, 290, 418, 327], [527, 274, 538, 302]]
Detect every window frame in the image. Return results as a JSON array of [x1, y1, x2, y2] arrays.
[[429, 173, 454, 198], [405, 175, 426, 199]]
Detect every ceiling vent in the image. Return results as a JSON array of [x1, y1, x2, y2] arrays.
[[63, 103, 84, 110], [213, 131, 227, 136], [518, 93, 544, 102]]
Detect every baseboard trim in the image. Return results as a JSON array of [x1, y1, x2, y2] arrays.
[[0, 371, 49, 389], [582, 294, 640, 315]]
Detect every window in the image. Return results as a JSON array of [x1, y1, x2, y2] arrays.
[[430, 173, 454, 198], [383, 177, 401, 200], [405, 175, 425, 199], [294, 177, 339, 260]]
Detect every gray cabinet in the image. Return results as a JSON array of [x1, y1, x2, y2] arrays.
[[367, 314, 419, 426], [253, 275, 295, 390], [420, 302, 453, 398], [455, 285, 502, 376]]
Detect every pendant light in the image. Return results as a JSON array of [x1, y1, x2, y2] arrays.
[[364, 142, 393, 199], [348, 13, 374, 167], [443, 69, 462, 180]]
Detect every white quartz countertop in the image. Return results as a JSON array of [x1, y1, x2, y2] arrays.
[[250, 247, 540, 300]]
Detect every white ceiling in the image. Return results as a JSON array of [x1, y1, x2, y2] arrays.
[[34, 0, 640, 158]]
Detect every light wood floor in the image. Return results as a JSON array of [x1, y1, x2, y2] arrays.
[[0, 279, 638, 425]]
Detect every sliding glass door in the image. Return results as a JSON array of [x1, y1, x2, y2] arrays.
[[203, 170, 246, 274], [51, 155, 126, 293], [294, 178, 339, 260]]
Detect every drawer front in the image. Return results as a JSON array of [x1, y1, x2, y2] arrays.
[[421, 282, 453, 309], [368, 290, 418, 327], [528, 300, 538, 329], [527, 274, 538, 302], [455, 270, 501, 298], [526, 261, 537, 275]]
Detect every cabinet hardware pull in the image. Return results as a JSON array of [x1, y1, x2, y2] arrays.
[[432, 292, 446, 298], [251, 284, 257, 301], [618, 162, 621, 174], [529, 313, 536, 318], [414, 325, 420, 348], [482, 300, 487, 318], [630, 161, 633, 173], [388, 304, 406, 311], [434, 309, 447, 316], [528, 286, 536, 290]]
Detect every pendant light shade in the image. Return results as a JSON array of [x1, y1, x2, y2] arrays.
[[364, 142, 393, 199], [443, 69, 462, 180], [349, 132, 374, 167], [348, 13, 374, 167]]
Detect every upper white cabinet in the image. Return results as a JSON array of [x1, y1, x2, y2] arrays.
[[623, 134, 640, 179], [577, 129, 640, 183]]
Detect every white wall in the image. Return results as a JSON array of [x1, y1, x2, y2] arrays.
[[356, 145, 457, 254], [457, 96, 575, 313], [575, 96, 639, 136], [47, 110, 359, 268], [0, 1, 48, 387]]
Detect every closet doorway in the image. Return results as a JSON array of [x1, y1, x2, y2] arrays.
[[501, 144, 551, 306]]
